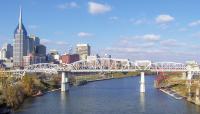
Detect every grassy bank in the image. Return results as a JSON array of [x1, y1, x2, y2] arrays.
[[71, 72, 140, 86], [155, 72, 200, 105], [0, 73, 61, 110]]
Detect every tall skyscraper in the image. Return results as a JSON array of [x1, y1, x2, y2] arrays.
[[0, 48, 6, 60], [76, 44, 91, 60], [3, 43, 13, 59], [29, 34, 40, 46], [13, 7, 28, 67], [0, 43, 13, 60], [35, 44, 46, 57], [28, 34, 40, 54], [27, 37, 34, 54]]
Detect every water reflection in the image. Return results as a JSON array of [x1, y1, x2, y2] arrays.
[[60, 92, 67, 104], [140, 93, 145, 112], [60, 92, 69, 113], [195, 104, 200, 112]]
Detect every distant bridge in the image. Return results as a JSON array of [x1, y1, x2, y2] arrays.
[[0, 58, 199, 92]]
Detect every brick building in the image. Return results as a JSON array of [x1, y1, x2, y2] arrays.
[[60, 54, 79, 64]]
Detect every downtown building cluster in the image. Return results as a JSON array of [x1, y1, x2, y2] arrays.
[[51, 44, 91, 64], [13, 8, 46, 68], [0, 8, 111, 69], [0, 8, 46, 68]]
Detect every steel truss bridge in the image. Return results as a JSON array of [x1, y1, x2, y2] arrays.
[[1, 58, 200, 92], [0, 58, 199, 80]]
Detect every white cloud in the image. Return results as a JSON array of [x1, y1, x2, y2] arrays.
[[88, 2, 111, 15], [41, 39, 68, 45], [189, 20, 200, 27], [109, 16, 118, 21], [155, 14, 174, 24], [134, 19, 145, 25], [106, 47, 141, 53], [54, 31, 64, 35], [192, 32, 200, 38], [57, 2, 79, 9], [124, 34, 160, 42], [142, 34, 160, 42], [130, 18, 147, 25], [178, 28, 188, 32], [117, 34, 160, 48], [103, 34, 200, 62], [28, 25, 38, 29], [105, 46, 166, 55], [41, 39, 51, 44], [77, 32, 93, 38], [160, 39, 186, 47], [108, 34, 161, 55], [56, 41, 68, 45]]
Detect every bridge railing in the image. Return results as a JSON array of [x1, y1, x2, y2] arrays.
[[0, 60, 196, 77], [70, 58, 133, 71], [150, 62, 187, 72]]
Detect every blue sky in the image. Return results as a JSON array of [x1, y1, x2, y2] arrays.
[[1, 0, 200, 62]]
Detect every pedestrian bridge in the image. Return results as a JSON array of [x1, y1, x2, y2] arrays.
[[25, 58, 188, 72], [0, 59, 188, 75], [0, 58, 199, 92]]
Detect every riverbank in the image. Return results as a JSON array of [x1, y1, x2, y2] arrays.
[[160, 88, 184, 100], [0, 73, 61, 111], [73, 72, 140, 86], [159, 87, 200, 106], [155, 72, 200, 106]]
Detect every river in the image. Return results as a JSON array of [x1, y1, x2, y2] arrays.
[[13, 76, 200, 114]]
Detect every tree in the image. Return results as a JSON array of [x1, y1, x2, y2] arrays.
[[3, 84, 24, 109], [21, 75, 34, 96]]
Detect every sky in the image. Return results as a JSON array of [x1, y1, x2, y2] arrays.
[[1, 0, 200, 62]]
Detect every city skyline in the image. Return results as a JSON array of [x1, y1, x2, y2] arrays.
[[1, 0, 200, 62]]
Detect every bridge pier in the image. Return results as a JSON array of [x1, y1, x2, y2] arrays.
[[195, 87, 200, 105], [186, 79, 192, 101], [187, 71, 193, 80], [186, 71, 192, 100], [61, 72, 69, 92], [182, 72, 187, 80], [140, 72, 145, 93]]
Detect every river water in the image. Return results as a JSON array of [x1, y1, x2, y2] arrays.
[[13, 76, 200, 114]]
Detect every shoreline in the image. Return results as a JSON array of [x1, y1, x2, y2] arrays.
[[46, 88, 61, 93], [159, 88, 200, 106], [159, 88, 184, 100], [77, 76, 137, 86]]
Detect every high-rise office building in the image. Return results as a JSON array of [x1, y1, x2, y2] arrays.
[[0, 43, 13, 60], [13, 7, 28, 67], [29, 34, 40, 46], [76, 44, 91, 60], [26, 34, 42, 56], [0, 49, 6, 60], [12, 7, 47, 67], [3, 43, 13, 59], [27, 35, 40, 54], [27, 37, 34, 54], [6, 44, 13, 59], [35, 44, 46, 57]]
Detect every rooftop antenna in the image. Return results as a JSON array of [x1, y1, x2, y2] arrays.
[[19, 6, 22, 30]]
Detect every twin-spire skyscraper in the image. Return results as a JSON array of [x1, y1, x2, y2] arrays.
[[13, 7, 44, 67], [13, 7, 28, 67]]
